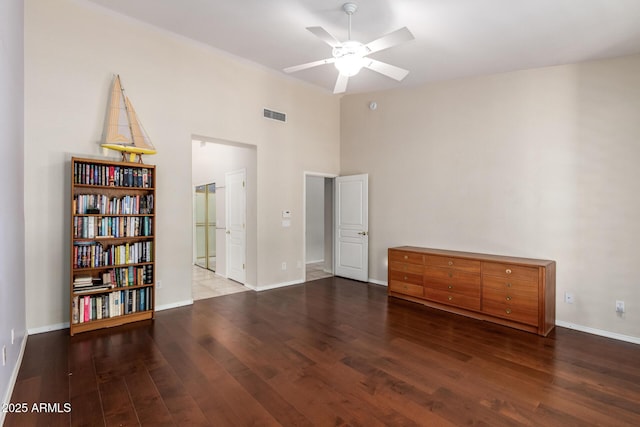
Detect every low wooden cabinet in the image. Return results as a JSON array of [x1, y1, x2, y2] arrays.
[[388, 246, 556, 336]]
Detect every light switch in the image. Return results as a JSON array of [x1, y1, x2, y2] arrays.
[[282, 219, 291, 227], [282, 210, 291, 218]]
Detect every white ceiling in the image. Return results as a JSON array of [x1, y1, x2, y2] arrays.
[[86, 0, 640, 94]]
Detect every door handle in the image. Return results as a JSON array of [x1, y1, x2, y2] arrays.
[[226, 230, 231, 234], [357, 231, 368, 236]]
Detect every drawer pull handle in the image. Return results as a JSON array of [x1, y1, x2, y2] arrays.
[[404, 276, 408, 281], [448, 261, 453, 266], [506, 269, 512, 274], [448, 285, 453, 289], [505, 308, 512, 314], [404, 255, 408, 260], [448, 296, 453, 301], [506, 296, 512, 301]]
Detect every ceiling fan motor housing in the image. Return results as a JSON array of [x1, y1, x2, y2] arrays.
[[343, 3, 358, 15]]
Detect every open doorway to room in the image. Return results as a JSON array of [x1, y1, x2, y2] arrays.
[[192, 137, 257, 300], [304, 173, 335, 281]]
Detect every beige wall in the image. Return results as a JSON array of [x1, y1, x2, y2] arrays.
[[0, 0, 26, 414], [341, 54, 640, 340], [24, 0, 340, 330]]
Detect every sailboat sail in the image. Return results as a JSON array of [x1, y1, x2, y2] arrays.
[[102, 75, 156, 160]]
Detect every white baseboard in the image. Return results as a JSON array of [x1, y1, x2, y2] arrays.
[[368, 279, 388, 287], [257, 279, 304, 291], [555, 320, 640, 345], [0, 334, 28, 426], [306, 259, 324, 265], [156, 299, 193, 311], [27, 322, 69, 335]]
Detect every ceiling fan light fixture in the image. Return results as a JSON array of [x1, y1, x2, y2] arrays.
[[333, 40, 367, 76], [335, 54, 365, 76]]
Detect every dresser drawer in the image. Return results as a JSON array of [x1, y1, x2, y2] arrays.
[[425, 288, 481, 311], [482, 262, 538, 281], [389, 270, 423, 286], [389, 281, 424, 298], [424, 267, 480, 297], [482, 298, 538, 326], [389, 261, 423, 275], [482, 276, 539, 296], [425, 255, 481, 273], [390, 250, 424, 265]]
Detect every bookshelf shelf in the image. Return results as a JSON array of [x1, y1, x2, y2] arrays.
[[70, 156, 156, 335]]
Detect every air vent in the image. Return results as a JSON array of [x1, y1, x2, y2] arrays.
[[263, 108, 287, 123]]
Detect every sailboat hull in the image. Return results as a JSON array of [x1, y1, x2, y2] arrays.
[[101, 143, 157, 155]]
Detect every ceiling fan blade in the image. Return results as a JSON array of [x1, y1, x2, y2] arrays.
[[333, 73, 349, 94], [306, 26, 342, 48], [284, 57, 336, 74], [363, 58, 409, 81], [365, 27, 414, 55]]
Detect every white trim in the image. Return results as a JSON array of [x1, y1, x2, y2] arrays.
[[368, 279, 388, 287], [28, 322, 69, 335], [257, 279, 304, 292], [0, 334, 28, 426], [155, 299, 194, 311], [306, 259, 324, 264], [555, 320, 640, 345]]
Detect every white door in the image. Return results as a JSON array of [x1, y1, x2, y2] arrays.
[[334, 174, 368, 281], [225, 169, 246, 283]]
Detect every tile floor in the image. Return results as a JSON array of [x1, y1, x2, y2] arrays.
[[192, 262, 333, 300], [306, 261, 333, 281], [192, 265, 249, 300]]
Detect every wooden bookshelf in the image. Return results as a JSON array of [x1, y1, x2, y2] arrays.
[[69, 156, 156, 335]]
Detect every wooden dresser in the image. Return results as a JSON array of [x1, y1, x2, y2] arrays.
[[388, 246, 556, 336]]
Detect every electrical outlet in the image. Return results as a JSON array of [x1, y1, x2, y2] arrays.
[[281, 262, 287, 270], [564, 292, 574, 304], [616, 300, 625, 313], [156, 280, 162, 289]]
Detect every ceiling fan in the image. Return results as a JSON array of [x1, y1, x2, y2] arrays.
[[284, 2, 415, 94]]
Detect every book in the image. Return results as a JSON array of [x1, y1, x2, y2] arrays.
[[72, 296, 79, 324], [73, 284, 114, 294]]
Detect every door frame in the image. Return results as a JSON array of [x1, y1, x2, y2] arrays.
[[303, 171, 338, 282]]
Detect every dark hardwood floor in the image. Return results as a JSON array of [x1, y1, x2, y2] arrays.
[[5, 277, 640, 426]]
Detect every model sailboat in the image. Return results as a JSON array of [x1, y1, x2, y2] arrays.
[[101, 75, 156, 163]]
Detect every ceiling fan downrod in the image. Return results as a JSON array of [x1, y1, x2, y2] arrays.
[[343, 3, 358, 41]]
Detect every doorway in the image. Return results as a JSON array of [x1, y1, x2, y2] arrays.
[[304, 174, 335, 281], [194, 183, 217, 271], [192, 137, 257, 289]]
